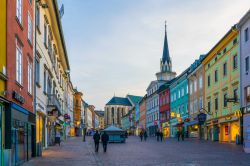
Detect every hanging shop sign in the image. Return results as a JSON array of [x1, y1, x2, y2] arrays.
[[197, 113, 207, 124], [171, 112, 176, 118], [64, 113, 70, 119], [12, 91, 25, 104]]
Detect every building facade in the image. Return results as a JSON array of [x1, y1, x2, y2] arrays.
[[5, 0, 36, 165], [187, 56, 205, 139], [146, 23, 176, 136], [238, 10, 250, 152], [139, 95, 147, 130], [170, 70, 189, 138], [0, 0, 7, 165], [203, 26, 240, 143], [104, 96, 132, 128], [158, 82, 171, 138]]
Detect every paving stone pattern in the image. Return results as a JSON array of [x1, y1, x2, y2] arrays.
[[23, 136, 250, 166]]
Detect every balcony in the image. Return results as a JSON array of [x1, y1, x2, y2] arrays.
[[47, 94, 62, 116]]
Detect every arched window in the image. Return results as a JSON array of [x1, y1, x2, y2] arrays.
[[112, 107, 114, 124], [117, 108, 120, 124]]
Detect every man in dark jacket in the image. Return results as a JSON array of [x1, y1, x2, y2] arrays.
[[93, 131, 100, 152], [101, 132, 109, 152]]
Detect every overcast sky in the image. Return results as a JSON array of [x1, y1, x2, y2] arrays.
[[59, 0, 250, 110]]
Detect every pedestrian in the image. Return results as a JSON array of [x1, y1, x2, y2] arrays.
[[160, 131, 163, 142], [125, 131, 128, 138], [181, 128, 185, 141], [176, 130, 180, 141], [156, 130, 160, 142], [101, 131, 109, 152], [139, 131, 143, 142], [143, 130, 148, 141], [55, 130, 61, 146], [93, 130, 100, 152]]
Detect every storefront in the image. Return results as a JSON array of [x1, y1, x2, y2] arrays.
[[6, 103, 36, 166], [219, 115, 240, 143], [205, 119, 219, 141], [170, 118, 178, 137], [243, 105, 250, 153], [161, 122, 170, 138], [186, 121, 199, 138], [36, 112, 46, 156]]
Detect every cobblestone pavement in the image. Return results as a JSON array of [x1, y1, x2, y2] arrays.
[[23, 136, 250, 166]]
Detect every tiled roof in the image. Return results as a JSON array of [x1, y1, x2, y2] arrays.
[[106, 97, 132, 106]]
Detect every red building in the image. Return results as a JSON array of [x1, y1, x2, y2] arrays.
[[158, 82, 171, 137], [139, 95, 147, 130], [6, 0, 36, 165]]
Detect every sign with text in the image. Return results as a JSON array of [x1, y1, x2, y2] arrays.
[[197, 113, 207, 124]]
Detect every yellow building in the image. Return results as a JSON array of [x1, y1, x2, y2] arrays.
[[0, 1, 7, 164], [202, 26, 241, 143]]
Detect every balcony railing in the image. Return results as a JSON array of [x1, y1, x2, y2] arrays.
[[47, 94, 62, 115]]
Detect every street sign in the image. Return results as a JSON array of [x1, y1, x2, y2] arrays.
[[197, 113, 207, 124]]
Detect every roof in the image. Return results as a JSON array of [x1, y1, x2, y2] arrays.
[[162, 23, 171, 66], [157, 79, 174, 93], [106, 97, 132, 106], [127, 95, 143, 105], [95, 110, 104, 117], [103, 125, 124, 131]]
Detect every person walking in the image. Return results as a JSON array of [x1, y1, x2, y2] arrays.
[[176, 129, 180, 141], [143, 130, 148, 141], [160, 131, 163, 142], [156, 130, 160, 142], [55, 130, 61, 146], [139, 131, 144, 142], [93, 131, 100, 152], [181, 128, 185, 141], [101, 131, 109, 152]]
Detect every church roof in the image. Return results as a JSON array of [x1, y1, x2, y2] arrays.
[[162, 22, 171, 65], [127, 95, 143, 105], [106, 97, 132, 106]]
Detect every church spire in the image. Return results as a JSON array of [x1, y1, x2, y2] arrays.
[[161, 21, 172, 72]]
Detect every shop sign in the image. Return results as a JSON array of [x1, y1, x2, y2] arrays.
[[197, 113, 207, 124], [184, 118, 191, 122], [225, 116, 232, 121], [64, 113, 70, 119], [12, 91, 25, 104], [171, 112, 176, 118]]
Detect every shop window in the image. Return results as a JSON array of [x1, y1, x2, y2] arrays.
[[246, 86, 250, 102]]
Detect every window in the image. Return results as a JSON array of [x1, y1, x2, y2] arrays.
[[199, 76, 203, 89], [214, 57, 217, 62], [214, 70, 218, 82], [28, 61, 32, 94], [178, 90, 180, 98], [207, 75, 210, 87], [233, 54, 238, 69], [234, 88, 238, 101], [199, 96, 203, 109], [223, 93, 227, 107], [35, 58, 40, 84], [16, 0, 22, 24], [223, 63, 227, 76], [246, 56, 249, 72], [223, 48, 227, 54], [181, 87, 184, 97], [215, 97, 218, 111], [29, 0, 32, 5], [28, 12, 32, 43], [190, 102, 193, 114], [233, 38, 237, 45], [44, 23, 47, 46], [208, 101, 211, 112], [36, 5, 40, 27], [190, 82, 193, 94], [48, 35, 52, 56], [43, 70, 47, 93], [194, 79, 197, 92], [194, 98, 197, 113], [16, 44, 22, 84], [245, 28, 249, 42], [186, 84, 189, 94]]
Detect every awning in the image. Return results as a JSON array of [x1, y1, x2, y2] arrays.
[[185, 120, 198, 126]]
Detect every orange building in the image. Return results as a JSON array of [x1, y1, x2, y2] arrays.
[[73, 90, 83, 136]]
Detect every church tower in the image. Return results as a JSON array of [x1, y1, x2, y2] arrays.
[[156, 22, 176, 81]]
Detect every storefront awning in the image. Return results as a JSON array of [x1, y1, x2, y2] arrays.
[[185, 120, 198, 126]]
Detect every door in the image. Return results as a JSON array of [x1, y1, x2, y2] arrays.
[[213, 125, 219, 141], [0, 104, 3, 165]]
